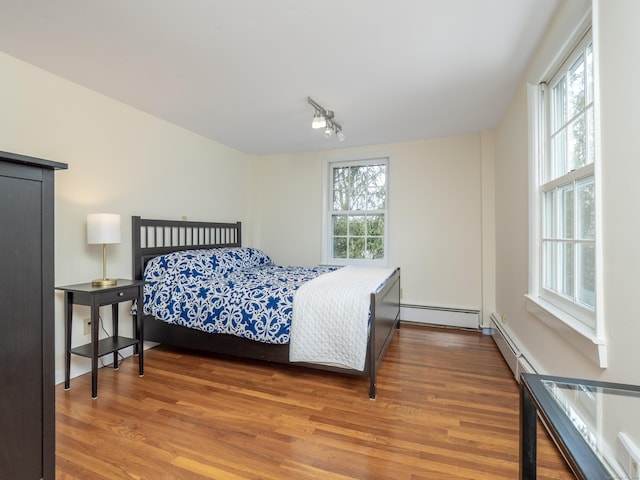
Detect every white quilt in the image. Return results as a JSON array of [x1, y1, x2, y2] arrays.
[[289, 265, 395, 371]]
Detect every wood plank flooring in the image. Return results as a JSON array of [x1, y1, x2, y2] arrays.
[[55, 324, 574, 479]]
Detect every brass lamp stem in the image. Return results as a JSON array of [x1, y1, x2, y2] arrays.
[[102, 243, 107, 280], [91, 243, 117, 287]]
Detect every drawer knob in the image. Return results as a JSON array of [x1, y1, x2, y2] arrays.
[[118, 292, 124, 296]]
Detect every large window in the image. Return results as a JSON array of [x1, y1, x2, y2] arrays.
[[323, 156, 390, 266], [541, 33, 595, 327], [535, 30, 597, 331]]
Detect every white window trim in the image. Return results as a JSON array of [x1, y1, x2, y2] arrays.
[[526, 21, 607, 368], [321, 153, 393, 267]]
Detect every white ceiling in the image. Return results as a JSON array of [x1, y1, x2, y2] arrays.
[[0, 0, 559, 155]]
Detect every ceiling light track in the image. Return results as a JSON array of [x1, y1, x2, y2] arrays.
[[307, 97, 345, 141]]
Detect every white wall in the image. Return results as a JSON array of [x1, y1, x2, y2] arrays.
[[251, 135, 485, 315], [494, 0, 640, 385], [596, 0, 640, 383], [0, 51, 253, 383]]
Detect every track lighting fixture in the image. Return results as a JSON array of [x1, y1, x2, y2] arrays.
[[307, 97, 345, 141]]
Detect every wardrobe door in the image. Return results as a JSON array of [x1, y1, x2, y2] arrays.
[[0, 163, 48, 479], [0, 153, 64, 479]]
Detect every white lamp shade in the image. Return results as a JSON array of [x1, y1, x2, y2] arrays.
[[87, 213, 121, 244]]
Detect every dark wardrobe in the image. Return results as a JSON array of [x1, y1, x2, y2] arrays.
[[0, 151, 67, 479]]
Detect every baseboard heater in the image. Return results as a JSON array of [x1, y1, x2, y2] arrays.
[[401, 304, 479, 330], [490, 313, 538, 381]]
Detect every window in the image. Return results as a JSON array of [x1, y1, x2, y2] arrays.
[[539, 32, 596, 330], [322, 156, 390, 266], [526, 24, 604, 364]]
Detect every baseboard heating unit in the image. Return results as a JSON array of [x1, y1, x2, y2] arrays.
[[401, 304, 479, 330], [490, 313, 538, 381]]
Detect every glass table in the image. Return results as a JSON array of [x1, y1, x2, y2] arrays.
[[520, 373, 640, 479]]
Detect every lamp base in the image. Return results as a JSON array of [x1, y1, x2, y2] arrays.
[[91, 278, 117, 287]]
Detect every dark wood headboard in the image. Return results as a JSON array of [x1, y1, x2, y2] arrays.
[[131, 216, 242, 281]]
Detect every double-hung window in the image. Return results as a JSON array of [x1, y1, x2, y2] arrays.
[[529, 27, 601, 356], [322, 156, 390, 266], [540, 32, 595, 328]]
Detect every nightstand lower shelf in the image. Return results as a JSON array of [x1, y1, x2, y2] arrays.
[[70, 336, 140, 359]]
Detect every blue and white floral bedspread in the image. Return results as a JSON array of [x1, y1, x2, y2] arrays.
[[143, 247, 338, 344]]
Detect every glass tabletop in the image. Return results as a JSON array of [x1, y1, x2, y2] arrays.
[[541, 378, 640, 479]]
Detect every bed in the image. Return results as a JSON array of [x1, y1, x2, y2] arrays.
[[132, 216, 401, 399]]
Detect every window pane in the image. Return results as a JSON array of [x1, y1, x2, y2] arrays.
[[550, 130, 566, 180], [332, 215, 347, 236], [366, 215, 384, 236], [367, 237, 384, 259], [350, 166, 368, 211], [586, 108, 595, 166], [577, 242, 596, 309], [333, 188, 348, 211], [367, 187, 386, 209], [543, 240, 557, 291], [352, 166, 368, 190], [577, 176, 595, 240], [559, 184, 574, 240], [349, 237, 365, 259], [349, 215, 365, 236], [568, 54, 585, 118], [544, 190, 556, 238], [351, 189, 366, 210], [568, 115, 586, 171], [333, 167, 349, 190], [368, 164, 386, 185], [551, 77, 566, 133], [333, 237, 347, 258], [586, 43, 594, 105], [560, 242, 575, 299]]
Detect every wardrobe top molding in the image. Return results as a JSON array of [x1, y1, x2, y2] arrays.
[[0, 150, 68, 170]]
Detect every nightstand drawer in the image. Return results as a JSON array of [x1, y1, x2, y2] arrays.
[[94, 287, 139, 306]]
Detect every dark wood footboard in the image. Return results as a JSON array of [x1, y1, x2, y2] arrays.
[[368, 267, 401, 398], [132, 216, 400, 399]]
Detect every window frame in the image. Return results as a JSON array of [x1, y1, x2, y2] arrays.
[[526, 25, 607, 367], [321, 154, 392, 267], [539, 31, 596, 326]]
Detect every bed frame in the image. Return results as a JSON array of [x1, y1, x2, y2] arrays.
[[132, 216, 400, 399]]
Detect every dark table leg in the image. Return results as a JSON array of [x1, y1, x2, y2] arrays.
[[133, 298, 140, 356], [112, 303, 119, 370], [520, 381, 538, 479], [64, 292, 72, 390], [137, 289, 144, 377], [91, 303, 99, 399]]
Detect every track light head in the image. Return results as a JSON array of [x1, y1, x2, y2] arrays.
[[307, 97, 344, 142], [311, 111, 326, 129]]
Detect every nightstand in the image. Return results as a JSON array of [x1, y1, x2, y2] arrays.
[[56, 279, 144, 399]]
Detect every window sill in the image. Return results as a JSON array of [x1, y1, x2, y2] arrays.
[[524, 294, 607, 368]]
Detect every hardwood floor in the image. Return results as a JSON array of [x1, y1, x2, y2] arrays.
[[56, 324, 574, 479]]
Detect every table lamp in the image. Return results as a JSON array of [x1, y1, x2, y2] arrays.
[[87, 213, 121, 287]]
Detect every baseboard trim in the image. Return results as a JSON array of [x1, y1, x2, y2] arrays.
[[401, 304, 480, 330]]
